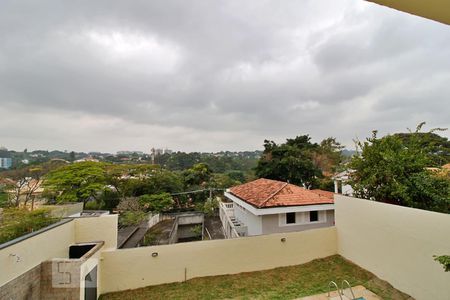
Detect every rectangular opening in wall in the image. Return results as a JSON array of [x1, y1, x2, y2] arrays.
[[309, 211, 318, 222], [286, 212, 296, 224], [69, 244, 96, 259]]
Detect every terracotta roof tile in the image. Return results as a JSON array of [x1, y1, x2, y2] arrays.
[[229, 178, 334, 208]]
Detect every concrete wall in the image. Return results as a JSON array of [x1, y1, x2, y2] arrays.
[[0, 264, 41, 300], [0, 220, 75, 287], [262, 210, 334, 235], [75, 215, 118, 250], [335, 195, 450, 300], [100, 227, 337, 294], [0, 214, 118, 300]]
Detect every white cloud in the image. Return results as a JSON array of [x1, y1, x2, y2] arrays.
[[0, 0, 449, 152], [83, 30, 183, 73]]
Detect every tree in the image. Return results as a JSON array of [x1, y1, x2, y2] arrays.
[[43, 161, 107, 208], [349, 125, 450, 213], [0, 159, 68, 208], [313, 137, 344, 175], [183, 163, 213, 187], [138, 193, 173, 213], [3, 168, 28, 207], [255, 135, 321, 188], [395, 129, 449, 166]]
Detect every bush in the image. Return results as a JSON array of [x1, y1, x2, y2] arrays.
[[0, 192, 9, 208], [0, 208, 60, 244], [118, 211, 147, 227]]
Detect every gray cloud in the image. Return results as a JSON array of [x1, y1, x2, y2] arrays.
[[0, 0, 449, 152]]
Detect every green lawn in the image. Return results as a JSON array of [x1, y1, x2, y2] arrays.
[[100, 255, 410, 300]]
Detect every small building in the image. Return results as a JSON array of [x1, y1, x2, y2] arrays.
[[0, 157, 12, 169], [220, 178, 335, 238], [332, 170, 354, 196]]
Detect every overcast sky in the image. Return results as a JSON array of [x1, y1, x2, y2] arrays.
[[0, 0, 449, 153]]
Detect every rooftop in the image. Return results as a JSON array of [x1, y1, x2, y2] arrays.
[[229, 178, 334, 208]]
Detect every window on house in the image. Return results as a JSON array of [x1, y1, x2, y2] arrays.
[[309, 211, 319, 222], [286, 212, 296, 224]]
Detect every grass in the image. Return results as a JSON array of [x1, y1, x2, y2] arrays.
[[100, 255, 411, 300]]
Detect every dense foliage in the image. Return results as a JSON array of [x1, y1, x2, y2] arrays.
[[395, 131, 450, 166], [43, 161, 107, 207], [0, 208, 60, 244], [349, 125, 450, 213], [255, 135, 343, 189]]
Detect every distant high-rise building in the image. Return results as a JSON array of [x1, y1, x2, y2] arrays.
[[0, 157, 12, 169]]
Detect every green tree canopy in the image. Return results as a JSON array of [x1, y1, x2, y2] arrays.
[[349, 126, 450, 213], [138, 192, 173, 213], [395, 131, 450, 166], [183, 163, 213, 187], [255, 135, 322, 188], [43, 161, 107, 207]]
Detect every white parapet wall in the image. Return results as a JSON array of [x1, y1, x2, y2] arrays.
[[335, 195, 450, 300], [0, 219, 75, 287], [0, 214, 118, 292], [75, 215, 118, 250], [99, 226, 337, 294]]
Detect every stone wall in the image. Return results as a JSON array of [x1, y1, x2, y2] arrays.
[[0, 264, 41, 300], [40, 260, 81, 300]]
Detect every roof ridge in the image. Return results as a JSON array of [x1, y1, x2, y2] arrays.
[[258, 182, 289, 208]]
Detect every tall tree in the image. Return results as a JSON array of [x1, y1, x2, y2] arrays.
[[313, 137, 345, 175], [183, 163, 213, 188], [255, 135, 321, 188], [349, 125, 450, 213], [43, 161, 107, 207]]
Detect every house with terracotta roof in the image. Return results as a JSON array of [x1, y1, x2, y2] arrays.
[[219, 178, 335, 237]]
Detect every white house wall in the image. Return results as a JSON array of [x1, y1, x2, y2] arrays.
[[262, 210, 335, 235], [233, 202, 262, 236], [224, 192, 334, 215]]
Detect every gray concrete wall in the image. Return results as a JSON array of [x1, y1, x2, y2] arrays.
[[177, 214, 204, 225], [261, 210, 334, 235], [0, 264, 41, 300]]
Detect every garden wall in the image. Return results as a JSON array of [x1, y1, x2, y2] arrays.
[[0, 219, 75, 287], [100, 226, 337, 294], [335, 195, 450, 300], [0, 214, 118, 300]]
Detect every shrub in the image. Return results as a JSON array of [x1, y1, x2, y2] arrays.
[[0, 208, 60, 244]]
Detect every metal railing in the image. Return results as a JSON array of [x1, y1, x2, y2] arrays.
[[327, 281, 343, 300], [219, 202, 241, 239], [341, 280, 356, 299]]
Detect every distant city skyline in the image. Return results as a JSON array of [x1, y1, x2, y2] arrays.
[[0, 1, 449, 153]]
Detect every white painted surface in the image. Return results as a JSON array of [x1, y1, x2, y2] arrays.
[[100, 227, 338, 294], [336, 195, 450, 300], [233, 202, 262, 236], [278, 210, 327, 227]]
